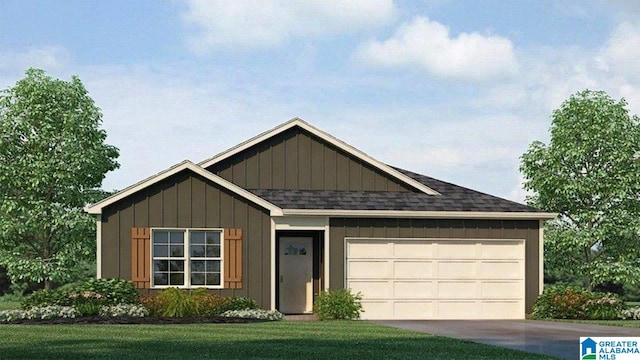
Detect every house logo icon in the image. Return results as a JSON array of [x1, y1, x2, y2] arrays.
[[581, 338, 597, 360]]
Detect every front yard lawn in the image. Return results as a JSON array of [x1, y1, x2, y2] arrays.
[[0, 321, 552, 359]]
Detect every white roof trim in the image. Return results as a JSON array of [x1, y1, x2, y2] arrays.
[[198, 117, 440, 195], [84, 160, 283, 216], [281, 209, 557, 220]]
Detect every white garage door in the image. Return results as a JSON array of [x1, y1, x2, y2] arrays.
[[345, 238, 525, 320]]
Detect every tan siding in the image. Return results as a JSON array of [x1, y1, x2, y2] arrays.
[[101, 170, 272, 308], [206, 127, 414, 191], [330, 218, 541, 314]]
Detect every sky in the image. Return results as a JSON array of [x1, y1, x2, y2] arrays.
[[1, 0, 640, 203]]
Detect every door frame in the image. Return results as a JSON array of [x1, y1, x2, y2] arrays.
[[276, 230, 324, 313]]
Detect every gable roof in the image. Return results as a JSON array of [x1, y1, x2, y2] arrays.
[[198, 117, 440, 196], [247, 166, 555, 219], [84, 160, 283, 216]]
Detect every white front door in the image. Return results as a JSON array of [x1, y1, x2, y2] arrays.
[[279, 236, 313, 314]]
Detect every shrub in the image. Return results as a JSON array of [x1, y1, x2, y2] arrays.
[[223, 297, 260, 312], [313, 289, 363, 320], [21, 289, 69, 309], [21, 278, 138, 310], [0, 306, 79, 322], [154, 287, 197, 317], [192, 289, 230, 317], [100, 304, 148, 317], [74, 279, 138, 305], [620, 307, 640, 320], [531, 285, 624, 320], [221, 309, 284, 321]]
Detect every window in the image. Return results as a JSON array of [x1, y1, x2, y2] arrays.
[[152, 228, 223, 288]]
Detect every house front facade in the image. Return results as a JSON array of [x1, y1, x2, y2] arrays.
[[85, 118, 555, 320]]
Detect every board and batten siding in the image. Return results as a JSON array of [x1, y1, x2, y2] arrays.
[[100, 170, 272, 308], [329, 218, 540, 313], [206, 127, 412, 192]]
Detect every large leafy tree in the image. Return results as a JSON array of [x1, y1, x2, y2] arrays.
[[0, 69, 119, 289], [521, 89, 640, 290]]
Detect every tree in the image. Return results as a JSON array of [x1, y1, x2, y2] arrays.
[[521, 89, 640, 290], [0, 68, 119, 289]]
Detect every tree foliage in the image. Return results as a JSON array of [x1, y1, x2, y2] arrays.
[[0, 68, 119, 288], [521, 89, 640, 289]]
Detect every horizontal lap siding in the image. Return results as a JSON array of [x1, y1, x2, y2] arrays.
[[100, 170, 272, 308], [206, 127, 412, 191], [329, 218, 540, 313]]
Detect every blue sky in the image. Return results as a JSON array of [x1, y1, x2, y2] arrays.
[[2, 0, 639, 202]]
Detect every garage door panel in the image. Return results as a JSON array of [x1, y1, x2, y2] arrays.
[[438, 301, 480, 319], [438, 242, 477, 258], [481, 281, 521, 298], [348, 241, 390, 258], [481, 301, 522, 319], [394, 281, 435, 298], [394, 261, 433, 278], [393, 301, 434, 319], [361, 301, 392, 320], [349, 260, 390, 278], [393, 241, 434, 258], [438, 261, 476, 278], [438, 281, 477, 298], [349, 280, 391, 298], [480, 261, 521, 278], [481, 242, 523, 259], [346, 238, 524, 320]]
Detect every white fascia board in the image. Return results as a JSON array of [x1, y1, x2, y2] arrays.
[[282, 209, 558, 220], [84, 160, 283, 216], [198, 117, 440, 196]]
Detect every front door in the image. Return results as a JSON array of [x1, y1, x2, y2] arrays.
[[279, 236, 313, 314]]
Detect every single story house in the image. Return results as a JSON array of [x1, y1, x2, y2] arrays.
[[85, 118, 555, 320]]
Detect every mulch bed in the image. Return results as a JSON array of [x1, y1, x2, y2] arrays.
[[2, 316, 268, 325]]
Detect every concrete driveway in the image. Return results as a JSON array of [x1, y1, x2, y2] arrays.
[[373, 320, 640, 359]]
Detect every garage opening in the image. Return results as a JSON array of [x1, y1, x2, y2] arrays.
[[345, 238, 525, 320]]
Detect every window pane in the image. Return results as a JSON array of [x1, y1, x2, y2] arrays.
[[206, 260, 220, 272], [191, 260, 205, 272], [154, 273, 168, 286], [191, 245, 205, 257], [154, 231, 169, 244], [169, 272, 184, 285], [191, 273, 205, 285], [154, 245, 168, 257], [169, 260, 184, 272], [170, 231, 184, 244], [206, 232, 220, 245], [206, 245, 221, 258], [191, 231, 205, 244], [170, 245, 184, 257], [154, 260, 168, 272], [206, 273, 221, 286]]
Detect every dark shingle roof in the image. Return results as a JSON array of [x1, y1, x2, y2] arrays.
[[248, 166, 537, 212]]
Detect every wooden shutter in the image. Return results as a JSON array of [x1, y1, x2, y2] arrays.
[[224, 228, 243, 289], [131, 227, 151, 289]]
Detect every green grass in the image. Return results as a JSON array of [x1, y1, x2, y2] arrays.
[[0, 297, 21, 311], [0, 321, 553, 359], [554, 319, 640, 328], [627, 302, 640, 308]]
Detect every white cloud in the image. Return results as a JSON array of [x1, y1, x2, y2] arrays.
[[0, 46, 70, 86], [182, 0, 396, 52], [353, 16, 517, 81], [600, 21, 640, 82]]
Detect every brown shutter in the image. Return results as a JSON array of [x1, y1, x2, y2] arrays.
[[131, 227, 151, 289], [224, 228, 243, 289]]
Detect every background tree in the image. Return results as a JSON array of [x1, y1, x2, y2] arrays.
[[0, 69, 119, 289], [521, 89, 640, 290]]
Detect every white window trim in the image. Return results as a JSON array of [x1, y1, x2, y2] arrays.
[[150, 227, 224, 289]]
